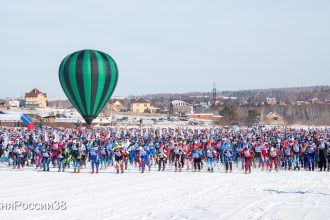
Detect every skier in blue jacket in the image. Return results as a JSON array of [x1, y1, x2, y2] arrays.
[[139, 146, 150, 173], [89, 146, 100, 174], [224, 148, 233, 172], [41, 146, 50, 172], [307, 143, 317, 171], [206, 148, 216, 172], [99, 146, 108, 170], [193, 148, 203, 172]]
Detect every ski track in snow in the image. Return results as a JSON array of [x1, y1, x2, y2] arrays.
[[0, 164, 329, 220]]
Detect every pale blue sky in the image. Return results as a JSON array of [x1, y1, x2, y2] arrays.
[[1, 0, 329, 98]]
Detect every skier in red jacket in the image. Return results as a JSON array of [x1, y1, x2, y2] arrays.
[[261, 143, 269, 171], [242, 146, 255, 174]]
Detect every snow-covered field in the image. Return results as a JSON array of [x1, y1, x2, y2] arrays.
[[0, 165, 329, 220]]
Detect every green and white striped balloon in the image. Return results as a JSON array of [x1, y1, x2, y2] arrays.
[[59, 49, 118, 125]]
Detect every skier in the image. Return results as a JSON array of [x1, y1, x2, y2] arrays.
[[122, 139, 130, 170], [157, 145, 167, 171], [283, 144, 292, 170], [269, 147, 279, 172], [0, 139, 4, 162], [63, 145, 72, 169], [326, 140, 330, 171], [148, 142, 156, 167], [232, 140, 240, 165], [139, 147, 149, 173], [127, 143, 135, 166], [89, 146, 100, 174], [34, 143, 42, 169], [242, 146, 254, 174], [71, 143, 81, 173], [41, 146, 50, 172], [12, 145, 18, 169], [301, 144, 308, 170], [292, 141, 301, 171], [261, 143, 269, 171], [240, 141, 250, 170], [114, 146, 126, 174], [206, 148, 216, 172], [169, 143, 175, 165], [100, 145, 108, 170], [224, 148, 233, 173], [307, 143, 317, 171], [26, 145, 33, 167], [50, 141, 59, 168], [173, 144, 184, 172], [184, 144, 193, 171], [254, 142, 262, 168], [221, 139, 231, 164], [318, 139, 327, 171], [57, 150, 65, 172], [80, 143, 87, 169], [134, 142, 141, 168], [16, 146, 25, 170], [1, 149, 9, 164], [193, 147, 203, 172]]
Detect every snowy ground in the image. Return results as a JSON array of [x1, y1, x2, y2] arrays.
[[0, 164, 329, 220]]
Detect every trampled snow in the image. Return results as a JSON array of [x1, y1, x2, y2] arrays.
[[0, 164, 329, 220]]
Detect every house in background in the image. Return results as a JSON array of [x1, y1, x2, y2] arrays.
[[110, 99, 126, 111], [169, 100, 193, 116], [8, 100, 20, 108], [265, 98, 277, 105], [130, 98, 151, 113], [147, 104, 162, 114], [25, 88, 47, 109], [43, 115, 57, 123], [265, 112, 286, 125], [309, 98, 321, 104]]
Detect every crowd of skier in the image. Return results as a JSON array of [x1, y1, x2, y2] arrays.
[[0, 126, 329, 174]]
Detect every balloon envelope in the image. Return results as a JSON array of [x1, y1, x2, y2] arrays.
[[59, 49, 118, 124]]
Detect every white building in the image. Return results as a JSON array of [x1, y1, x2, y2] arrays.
[[8, 100, 20, 108], [265, 98, 277, 105], [169, 100, 193, 115]]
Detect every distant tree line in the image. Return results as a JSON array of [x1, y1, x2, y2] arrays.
[[215, 103, 330, 126]]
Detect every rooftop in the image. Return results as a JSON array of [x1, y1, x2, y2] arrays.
[[131, 98, 150, 104], [25, 88, 47, 98]]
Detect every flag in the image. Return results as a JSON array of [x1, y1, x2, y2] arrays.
[[44, 131, 49, 142], [53, 131, 59, 142], [3, 134, 8, 147], [116, 129, 121, 139]]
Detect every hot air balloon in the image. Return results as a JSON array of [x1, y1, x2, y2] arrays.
[[59, 49, 118, 125]]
